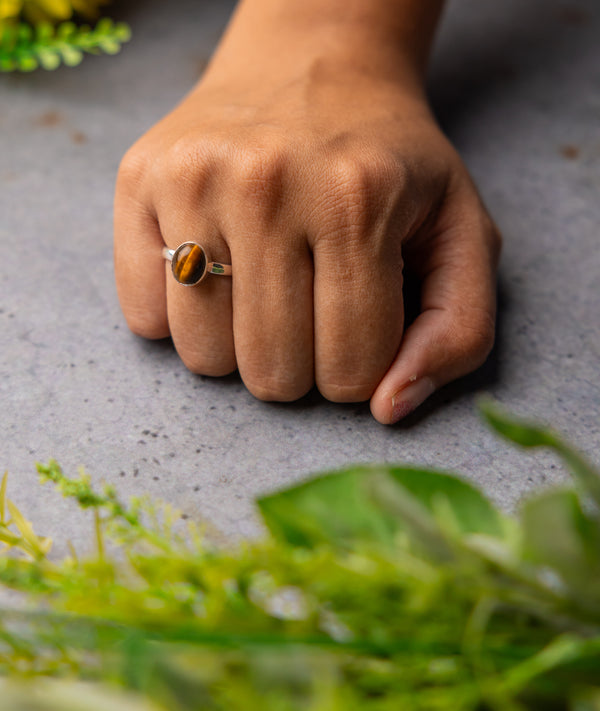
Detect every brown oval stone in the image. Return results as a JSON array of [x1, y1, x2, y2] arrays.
[[171, 242, 207, 285]]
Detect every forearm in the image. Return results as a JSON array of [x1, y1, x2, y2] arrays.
[[202, 0, 445, 92]]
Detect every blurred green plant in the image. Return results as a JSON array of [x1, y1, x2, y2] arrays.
[[1, 400, 599, 710], [0, 0, 130, 72]]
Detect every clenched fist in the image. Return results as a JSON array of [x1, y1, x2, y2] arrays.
[[114, 0, 500, 424]]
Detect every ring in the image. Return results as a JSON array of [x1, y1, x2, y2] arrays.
[[162, 242, 232, 286]]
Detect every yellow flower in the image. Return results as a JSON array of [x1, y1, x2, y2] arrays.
[[0, 0, 110, 23], [0, 0, 23, 22]]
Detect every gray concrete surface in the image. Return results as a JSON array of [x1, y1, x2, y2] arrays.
[[1, 0, 599, 553]]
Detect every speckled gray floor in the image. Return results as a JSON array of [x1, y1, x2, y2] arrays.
[[1, 0, 598, 553]]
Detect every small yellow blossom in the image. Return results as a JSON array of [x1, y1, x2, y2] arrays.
[[0, 0, 22, 21], [0, 0, 109, 23]]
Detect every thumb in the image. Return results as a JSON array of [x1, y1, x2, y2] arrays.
[[370, 194, 501, 425]]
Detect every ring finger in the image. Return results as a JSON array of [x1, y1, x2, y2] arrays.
[[159, 204, 236, 377]]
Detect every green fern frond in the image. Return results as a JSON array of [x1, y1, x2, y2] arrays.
[[0, 17, 130, 72]]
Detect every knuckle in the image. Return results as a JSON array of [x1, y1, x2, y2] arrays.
[[233, 144, 290, 224], [330, 151, 401, 200], [232, 145, 290, 221], [321, 163, 371, 244], [117, 144, 151, 193], [322, 152, 404, 241], [160, 136, 212, 190], [363, 151, 403, 188], [330, 156, 372, 205], [234, 145, 287, 192]]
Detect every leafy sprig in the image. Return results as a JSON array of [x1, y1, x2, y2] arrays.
[[1, 401, 600, 710], [0, 17, 131, 72]]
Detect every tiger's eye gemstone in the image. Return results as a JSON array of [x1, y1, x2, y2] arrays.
[[171, 242, 207, 285]]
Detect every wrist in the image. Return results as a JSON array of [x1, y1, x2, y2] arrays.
[[200, 0, 444, 95]]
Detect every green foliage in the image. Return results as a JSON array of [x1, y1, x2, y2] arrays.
[[1, 401, 600, 710], [258, 464, 508, 553], [480, 398, 600, 507], [0, 17, 130, 72]]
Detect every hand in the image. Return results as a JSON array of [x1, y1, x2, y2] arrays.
[[114, 5, 501, 424]]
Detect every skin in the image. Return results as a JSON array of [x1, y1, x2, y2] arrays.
[[114, 0, 501, 424]]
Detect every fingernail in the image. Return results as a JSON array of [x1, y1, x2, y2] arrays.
[[391, 377, 435, 423]]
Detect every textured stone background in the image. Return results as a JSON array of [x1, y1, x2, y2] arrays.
[[1, 0, 598, 554]]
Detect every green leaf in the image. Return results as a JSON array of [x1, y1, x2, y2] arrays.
[[0, 472, 7, 524], [6, 500, 51, 558], [56, 21, 76, 39], [35, 22, 54, 42], [37, 48, 60, 70], [258, 464, 506, 551], [386, 465, 506, 538], [364, 472, 453, 560], [501, 634, 595, 694], [520, 489, 600, 592], [480, 399, 600, 507], [94, 17, 113, 34], [113, 23, 132, 42], [17, 53, 38, 71], [0, 57, 17, 72], [0, 529, 22, 547], [59, 44, 83, 66], [480, 398, 556, 448], [97, 37, 120, 54], [17, 23, 33, 42], [258, 466, 398, 549]]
